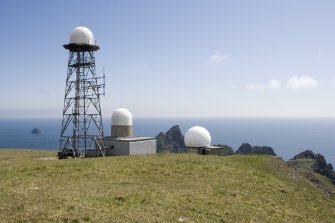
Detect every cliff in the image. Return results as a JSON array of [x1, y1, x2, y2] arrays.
[[156, 125, 185, 153]]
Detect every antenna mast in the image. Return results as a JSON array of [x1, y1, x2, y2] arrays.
[[59, 27, 105, 158]]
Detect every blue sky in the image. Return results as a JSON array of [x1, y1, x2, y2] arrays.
[[1, 0, 335, 118]]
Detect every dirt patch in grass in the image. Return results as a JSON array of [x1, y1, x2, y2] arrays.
[[35, 157, 58, 161]]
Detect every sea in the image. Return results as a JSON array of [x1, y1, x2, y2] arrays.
[[0, 118, 334, 165]]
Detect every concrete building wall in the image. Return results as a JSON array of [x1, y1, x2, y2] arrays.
[[86, 148, 104, 157], [103, 139, 129, 156], [103, 137, 156, 156], [110, 140, 130, 156], [187, 147, 202, 154], [129, 139, 156, 155], [186, 146, 224, 156]]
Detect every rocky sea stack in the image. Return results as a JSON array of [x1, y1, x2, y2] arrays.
[[31, 128, 41, 135], [156, 125, 185, 153]]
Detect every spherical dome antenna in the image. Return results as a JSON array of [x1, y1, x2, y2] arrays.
[[112, 108, 133, 126], [184, 126, 211, 148], [69, 26, 95, 45]]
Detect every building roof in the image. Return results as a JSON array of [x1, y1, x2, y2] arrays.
[[104, 136, 156, 142]]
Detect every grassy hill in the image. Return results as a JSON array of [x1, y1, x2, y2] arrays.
[[1, 149, 335, 222]]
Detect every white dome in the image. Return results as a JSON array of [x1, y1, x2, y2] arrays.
[[69, 26, 95, 45], [112, 108, 133, 126], [184, 126, 211, 148]]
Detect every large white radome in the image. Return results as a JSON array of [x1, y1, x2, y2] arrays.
[[184, 126, 211, 148], [69, 26, 95, 45], [112, 108, 133, 126]]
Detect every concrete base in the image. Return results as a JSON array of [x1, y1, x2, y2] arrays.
[[86, 148, 104, 158], [187, 146, 224, 155], [111, 125, 133, 138]]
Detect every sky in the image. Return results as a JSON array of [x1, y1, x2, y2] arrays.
[[1, 0, 335, 118]]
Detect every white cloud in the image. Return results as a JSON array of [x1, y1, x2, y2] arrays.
[[208, 51, 231, 64], [266, 80, 282, 90], [287, 75, 318, 90], [129, 63, 149, 72], [247, 79, 281, 91]]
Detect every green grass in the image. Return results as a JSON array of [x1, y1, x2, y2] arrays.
[[1, 149, 335, 222]]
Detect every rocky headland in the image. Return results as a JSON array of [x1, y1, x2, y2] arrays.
[[156, 126, 276, 156], [156, 125, 335, 186], [288, 150, 335, 184], [235, 143, 276, 156]]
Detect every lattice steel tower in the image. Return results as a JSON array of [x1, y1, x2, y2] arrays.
[[59, 26, 105, 158]]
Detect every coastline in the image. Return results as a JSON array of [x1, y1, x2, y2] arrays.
[[0, 118, 334, 165]]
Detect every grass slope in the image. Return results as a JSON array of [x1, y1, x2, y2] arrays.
[[1, 149, 335, 222]]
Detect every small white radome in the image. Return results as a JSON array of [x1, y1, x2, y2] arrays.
[[112, 108, 133, 126], [184, 126, 211, 148], [69, 26, 95, 45]]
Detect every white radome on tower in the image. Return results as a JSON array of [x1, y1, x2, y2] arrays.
[[69, 26, 95, 45], [184, 126, 211, 148], [112, 108, 133, 126]]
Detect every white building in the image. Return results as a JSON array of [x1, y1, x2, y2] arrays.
[[185, 126, 222, 155], [87, 108, 156, 157]]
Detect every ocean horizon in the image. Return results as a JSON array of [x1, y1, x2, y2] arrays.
[[0, 118, 334, 165]]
